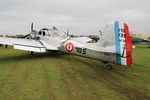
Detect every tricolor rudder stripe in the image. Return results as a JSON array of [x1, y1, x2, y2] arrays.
[[124, 23, 133, 67], [114, 21, 133, 67], [115, 21, 121, 65]]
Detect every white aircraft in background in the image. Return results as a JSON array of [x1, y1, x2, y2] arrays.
[[0, 21, 133, 69]]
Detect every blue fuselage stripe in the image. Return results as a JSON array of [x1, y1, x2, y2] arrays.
[[115, 21, 121, 64]]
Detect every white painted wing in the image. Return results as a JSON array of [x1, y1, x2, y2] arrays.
[[0, 37, 47, 52], [40, 39, 59, 50], [72, 37, 92, 43]]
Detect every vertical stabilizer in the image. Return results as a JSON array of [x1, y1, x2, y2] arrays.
[[114, 21, 132, 66], [97, 21, 133, 66]]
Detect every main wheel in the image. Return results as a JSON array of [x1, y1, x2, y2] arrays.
[[106, 64, 113, 70], [29, 51, 34, 55]]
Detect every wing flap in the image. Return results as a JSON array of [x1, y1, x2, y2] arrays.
[[14, 44, 46, 52], [40, 40, 59, 50]]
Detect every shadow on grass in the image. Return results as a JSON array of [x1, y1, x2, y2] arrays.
[[134, 44, 150, 49], [0, 52, 67, 63], [0, 47, 149, 99]]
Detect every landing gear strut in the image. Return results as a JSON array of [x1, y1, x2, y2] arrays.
[[29, 51, 34, 55], [106, 64, 113, 70], [102, 61, 113, 70]]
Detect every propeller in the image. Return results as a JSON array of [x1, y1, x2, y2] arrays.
[[31, 22, 33, 31], [99, 30, 102, 36], [65, 28, 69, 36], [23, 22, 37, 38], [23, 33, 30, 38], [66, 28, 69, 36], [53, 26, 58, 31]]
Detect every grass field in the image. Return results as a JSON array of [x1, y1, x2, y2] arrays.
[[0, 45, 150, 100]]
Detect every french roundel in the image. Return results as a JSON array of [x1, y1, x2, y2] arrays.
[[65, 43, 74, 52]]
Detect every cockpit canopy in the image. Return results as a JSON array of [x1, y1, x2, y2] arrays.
[[37, 27, 69, 40], [38, 28, 50, 36]]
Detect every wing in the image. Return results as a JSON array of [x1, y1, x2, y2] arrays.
[[0, 37, 48, 52], [72, 37, 92, 43], [40, 39, 59, 50], [143, 39, 150, 42]]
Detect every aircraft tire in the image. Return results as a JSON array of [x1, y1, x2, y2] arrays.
[[106, 64, 113, 70], [29, 51, 34, 55]]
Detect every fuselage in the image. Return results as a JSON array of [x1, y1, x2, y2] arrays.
[[35, 28, 117, 64], [59, 39, 117, 64]]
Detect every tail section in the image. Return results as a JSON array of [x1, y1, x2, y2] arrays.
[[97, 21, 133, 67], [114, 21, 132, 67]]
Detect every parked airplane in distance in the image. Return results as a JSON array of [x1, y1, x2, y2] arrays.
[[132, 35, 150, 48]]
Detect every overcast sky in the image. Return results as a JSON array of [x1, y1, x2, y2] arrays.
[[0, 0, 149, 35]]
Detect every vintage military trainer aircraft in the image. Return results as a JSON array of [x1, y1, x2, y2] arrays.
[[0, 21, 133, 69]]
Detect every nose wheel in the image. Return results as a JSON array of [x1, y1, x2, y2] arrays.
[[106, 64, 113, 70]]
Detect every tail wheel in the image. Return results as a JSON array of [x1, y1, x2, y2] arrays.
[[106, 64, 113, 70]]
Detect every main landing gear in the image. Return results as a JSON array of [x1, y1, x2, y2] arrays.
[[29, 51, 34, 55], [102, 61, 113, 70], [106, 64, 113, 70]]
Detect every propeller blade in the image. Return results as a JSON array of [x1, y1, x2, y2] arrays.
[[67, 28, 69, 36], [23, 34, 30, 38], [99, 30, 102, 36], [31, 22, 33, 31], [53, 26, 58, 31]]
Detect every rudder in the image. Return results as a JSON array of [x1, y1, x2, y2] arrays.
[[114, 21, 133, 67]]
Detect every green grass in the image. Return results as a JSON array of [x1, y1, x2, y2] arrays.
[[0, 45, 150, 100]]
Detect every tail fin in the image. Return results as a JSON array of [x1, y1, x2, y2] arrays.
[[97, 21, 133, 67], [114, 21, 133, 67]]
